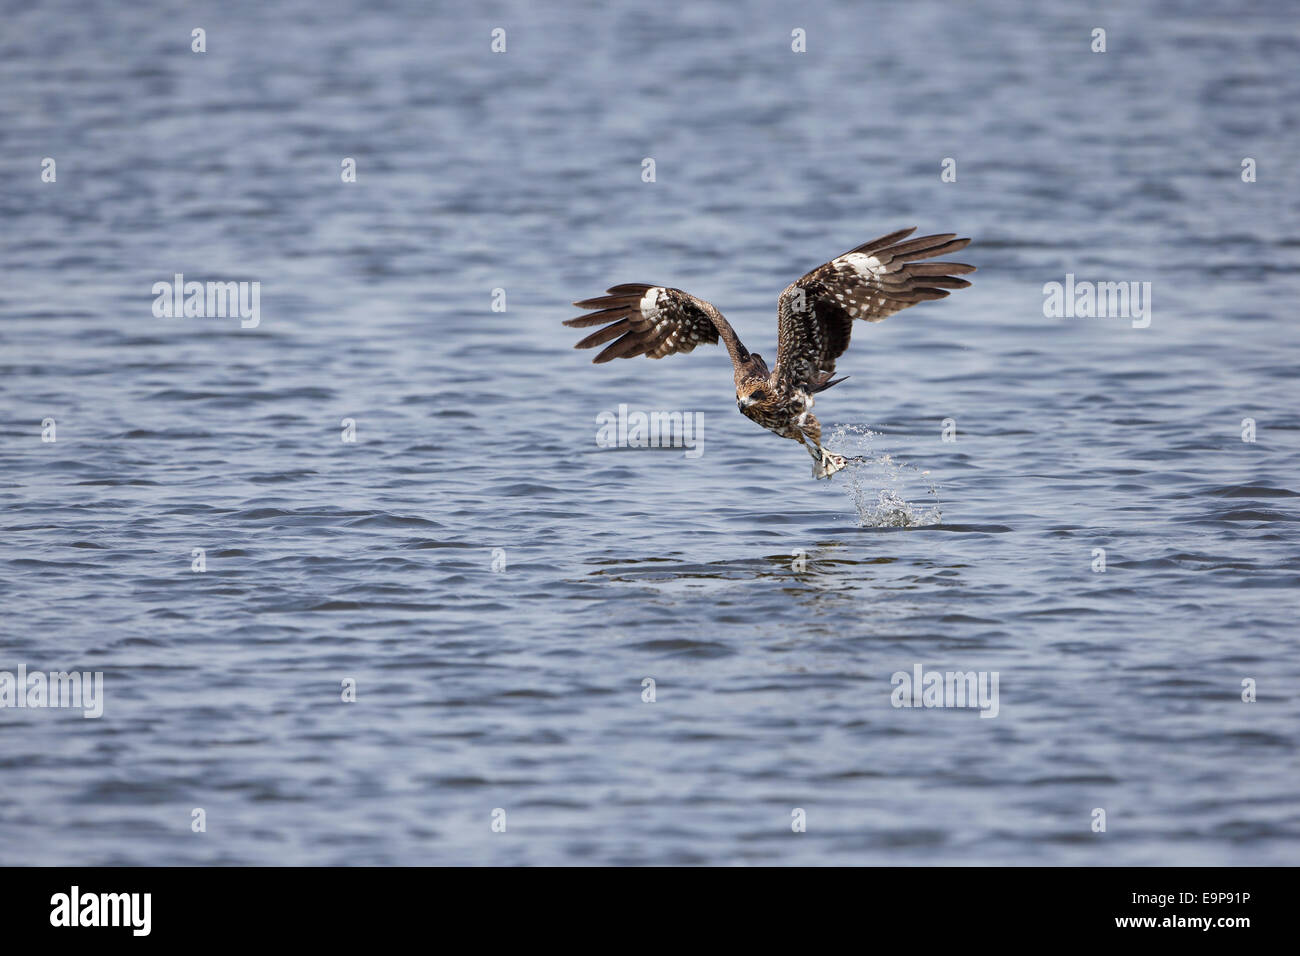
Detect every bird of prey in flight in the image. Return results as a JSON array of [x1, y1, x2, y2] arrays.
[[565, 228, 974, 478]]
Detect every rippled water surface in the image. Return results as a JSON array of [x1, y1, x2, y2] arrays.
[[2, 0, 1298, 865]]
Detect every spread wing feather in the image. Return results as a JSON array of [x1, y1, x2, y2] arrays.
[[565, 284, 748, 367], [775, 227, 975, 388]]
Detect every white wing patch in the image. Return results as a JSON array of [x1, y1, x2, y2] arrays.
[[838, 252, 894, 278], [638, 286, 664, 317]]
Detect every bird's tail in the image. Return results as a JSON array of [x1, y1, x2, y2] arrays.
[[809, 372, 848, 394]]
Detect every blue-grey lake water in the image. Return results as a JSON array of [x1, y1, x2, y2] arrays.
[[1, 0, 1298, 865]]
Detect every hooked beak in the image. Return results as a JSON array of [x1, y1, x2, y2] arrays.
[[737, 395, 754, 410]]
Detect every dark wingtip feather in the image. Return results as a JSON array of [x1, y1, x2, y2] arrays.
[[573, 320, 630, 350], [886, 233, 957, 257], [905, 262, 977, 280], [593, 331, 650, 363], [849, 227, 917, 256], [573, 293, 633, 310], [564, 306, 632, 328], [606, 283, 659, 295]]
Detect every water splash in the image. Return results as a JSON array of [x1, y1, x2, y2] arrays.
[[828, 424, 943, 528]]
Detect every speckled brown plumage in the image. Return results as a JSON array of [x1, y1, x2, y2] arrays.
[[565, 228, 975, 479]]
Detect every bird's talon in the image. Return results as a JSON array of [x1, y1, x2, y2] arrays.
[[812, 449, 849, 479]]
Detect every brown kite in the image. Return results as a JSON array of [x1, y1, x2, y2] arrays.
[[565, 228, 974, 478]]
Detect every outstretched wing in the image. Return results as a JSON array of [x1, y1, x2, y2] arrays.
[[565, 284, 748, 366], [774, 228, 974, 388]]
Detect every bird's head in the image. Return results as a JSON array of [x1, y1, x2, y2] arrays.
[[736, 378, 774, 411]]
